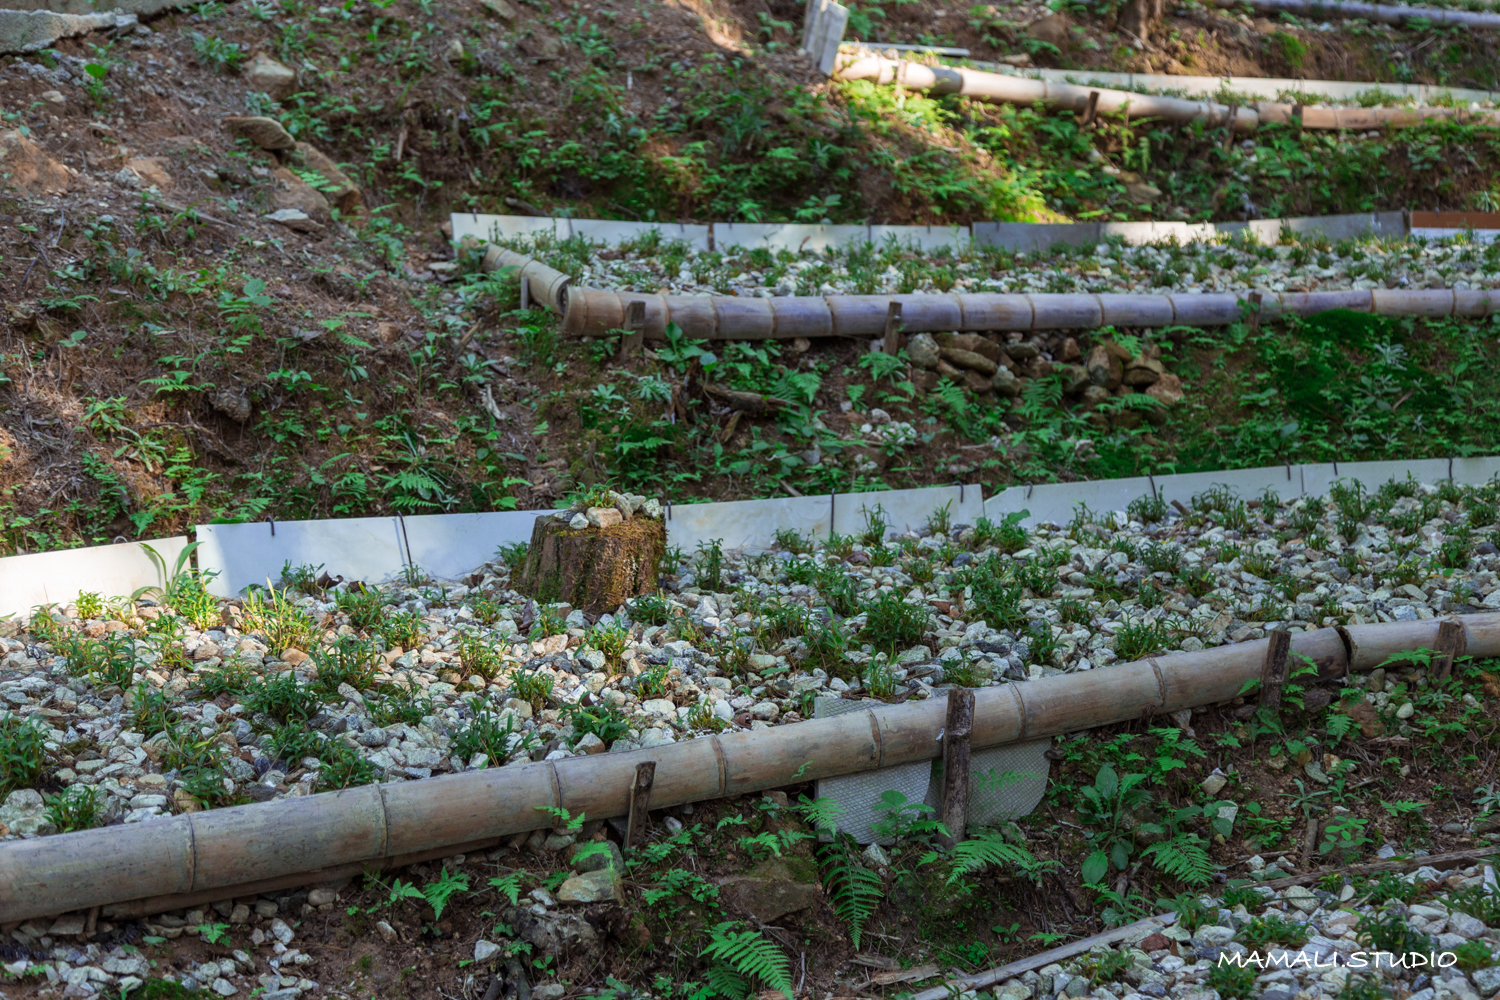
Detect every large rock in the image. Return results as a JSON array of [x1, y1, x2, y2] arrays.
[[936, 333, 1001, 364], [556, 867, 621, 904], [939, 346, 997, 377], [906, 332, 940, 369], [246, 51, 296, 100], [718, 858, 821, 923], [0, 129, 71, 195], [991, 366, 1021, 397], [287, 142, 361, 214], [124, 156, 173, 191], [1058, 362, 1089, 395], [1122, 358, 1162, 387], [0, 789, 55, 836], [222, 115, 295, 151], [500, 905, 598, 959], [1085, 345, 1123, 391], [1025, 11, 1070, 47], [271, 167, 331, 224], [1143, 371, 1183, 406]]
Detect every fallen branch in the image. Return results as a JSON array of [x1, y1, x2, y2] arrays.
[[1252, 846, 1500, 891]]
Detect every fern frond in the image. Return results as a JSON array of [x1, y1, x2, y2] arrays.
[[794, 794, 845, 833], [818, 843, 882, 949], [944, 833, 1044, 885], [704, 963, 749, 1000], [700, 922, 793, 1000], [1143, 835, 1216, 886], [488, 873, 523, 906]]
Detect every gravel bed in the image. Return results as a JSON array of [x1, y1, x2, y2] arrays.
[[984, 861, 1500, 1000], [506, 232, 1500, 299]]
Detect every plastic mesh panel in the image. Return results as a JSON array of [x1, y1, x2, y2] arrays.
[[814, 697, 933, 845], [965, 738, 1051, 826]]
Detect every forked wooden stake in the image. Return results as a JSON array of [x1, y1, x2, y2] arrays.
[[625, 761, 656, 849], [939, 688, 974, 849], [1260, 629, 1291, 713], [621, 299, 646, 359], [882, 301, 903, 355], [1433, 619, 1463, 682]]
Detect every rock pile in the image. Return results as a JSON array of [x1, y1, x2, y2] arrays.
[[906, 330, 1183, 422]]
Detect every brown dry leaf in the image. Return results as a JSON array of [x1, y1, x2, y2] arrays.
[[1480, 672, 1500, 699]]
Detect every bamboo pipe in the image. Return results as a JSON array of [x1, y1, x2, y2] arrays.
[[483, 245, 571, 312], [833, 54, 1260, 132], [1296, 105, 1500, 129], [1211, 0, 1500, 30], [3, 614, 1495, 923], [549, 286, 1500, 339]]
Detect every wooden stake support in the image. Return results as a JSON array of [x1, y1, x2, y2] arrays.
[[1246, 291, 1263, 334], [519, 274, 531, 312], [1080, 90, 1101, 128], [1260, 629, 1291, 713], [625, 761, 655, 849], [1433, 619, 1463, 682], [621, 299, 646, 359], [882, 301, 903, 355], [938, 688, 974, 849]]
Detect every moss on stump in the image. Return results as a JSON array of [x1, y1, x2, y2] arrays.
[[515, 512, 665, 615]]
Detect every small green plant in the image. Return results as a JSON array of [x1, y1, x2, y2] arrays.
[[1128, 492, 1169, 524], [510, 667, 555, 712], [312, 635, 379, 695], [240, 583, 320, 653], [335, 586, 386, 631], [861, 590, 930, 652], [192, 32, 244, 71], [561, 701, 631, 750], [1359, 907, 1433, 954], [1452, 940, 1497, 973], [379, 608, 424, 649], [696, 538, 725, 592], [586, 622, 631, 671], [422, 867, 471, 920], [1207, 960, 1257, 1000], [1239, 912, 1310, 950], [75, 591, 104, 619], [316, 738, 380, 791], [628, 593, 673, 625], [456, 633, 503, 683], [1115, 616, 1174, 661], [366, 674, 435, 727], [245, 672, 320, 723], [635, 661, 672, 699], [44, 784, 100, 832], [195, 659, 256, 698]]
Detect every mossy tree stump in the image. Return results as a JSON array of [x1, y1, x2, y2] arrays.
[[515, 512, 665, 615]]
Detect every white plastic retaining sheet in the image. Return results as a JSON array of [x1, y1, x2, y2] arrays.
[[984, 455, 1500, 527], [196, 511, 562, 597], [973, 212, 1406, 252], [666, 484, 983, 554], [0, 537, 190, 619]]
